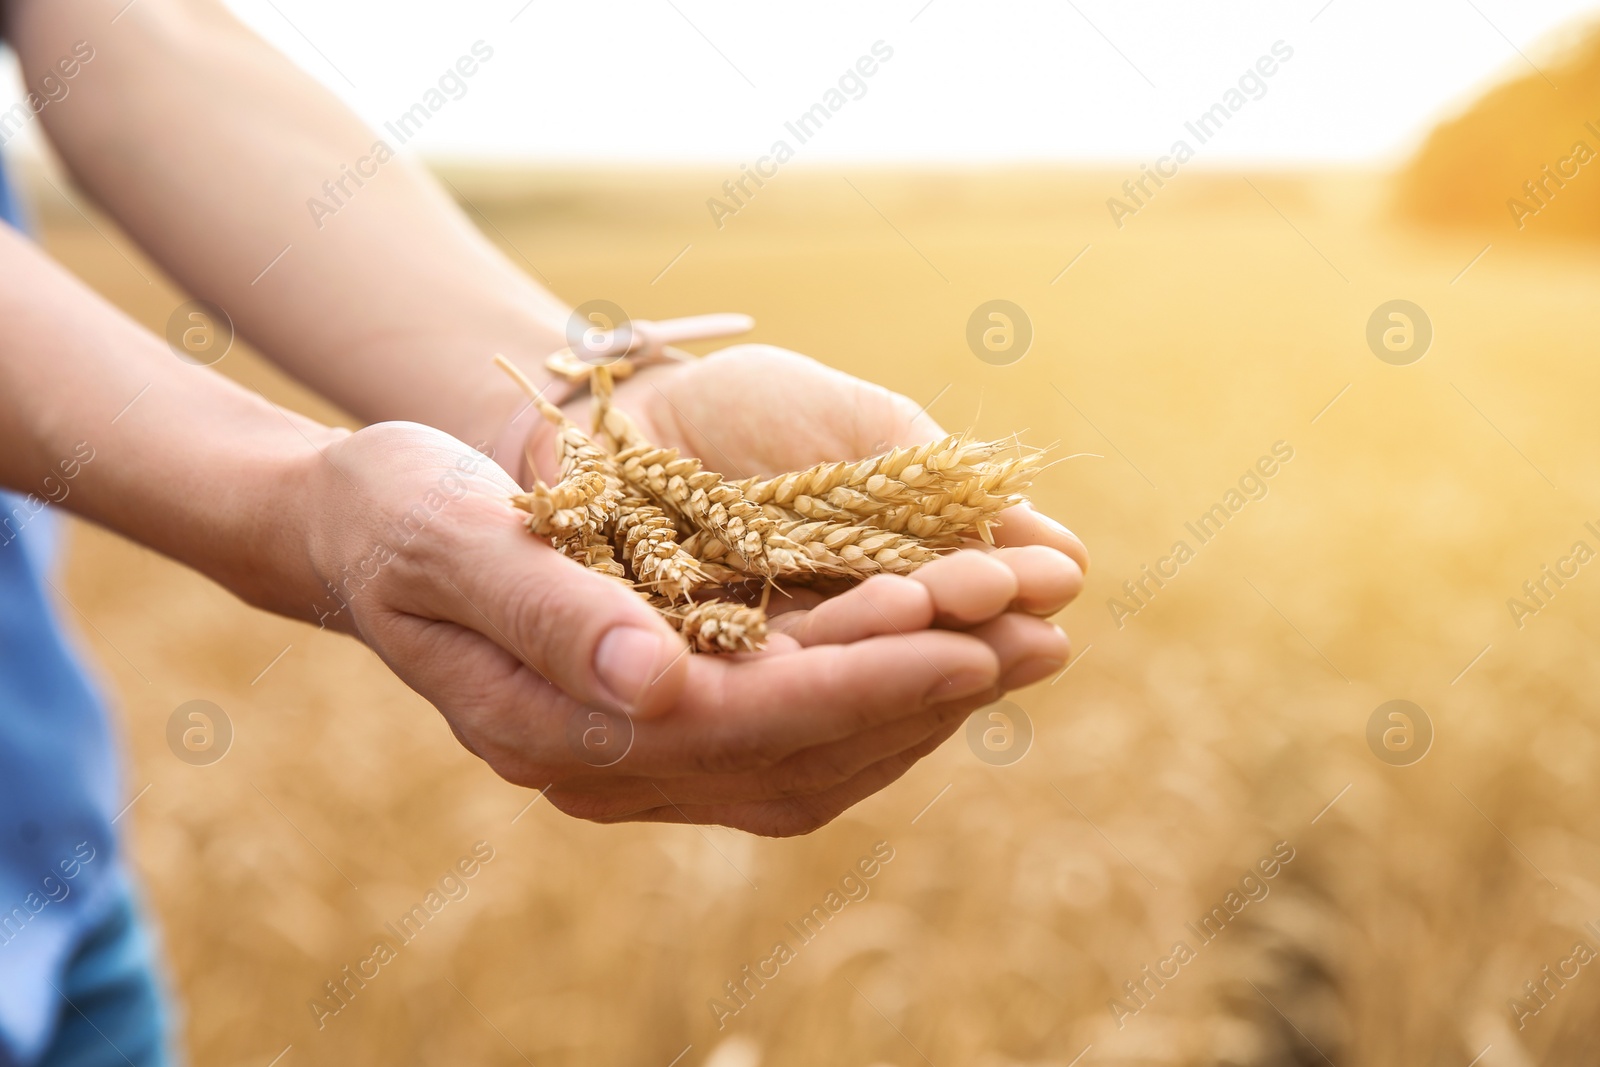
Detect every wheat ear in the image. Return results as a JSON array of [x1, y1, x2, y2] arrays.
[[677, 522, 936, 581], [510, 471, 607, 537], [557, 531, 628, 579], [787, 450, 1043, 545], [733, 434, 1018, 510], [495, 355, 628, 575], [614, 494, 707, 601], [652, 596, 768, 654], [613, 444, 775, 562], [774, 518, 945, 577]]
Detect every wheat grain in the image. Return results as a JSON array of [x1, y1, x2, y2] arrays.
[[653, 596, 768, 654], [615, 494, 706, 601]]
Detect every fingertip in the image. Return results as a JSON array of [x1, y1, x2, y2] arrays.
[[781, 573, 935, 646], [913, 551, 1019, 627], [992, 544, 1085, 615], [758, 632, 805, 656], [994, 505, 1089, 574], [962, 612, 1070, 685], [594, 618, 689, 719]]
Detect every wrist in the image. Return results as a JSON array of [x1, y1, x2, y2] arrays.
[[431, 301, 575, 487], [477, 357, 574, 489], [229, 421, 355, 627]]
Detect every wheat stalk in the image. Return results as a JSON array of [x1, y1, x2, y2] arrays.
[[591, 364, 650, 453]]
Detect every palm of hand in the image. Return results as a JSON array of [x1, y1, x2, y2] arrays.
[[563, 345, 924, 481]]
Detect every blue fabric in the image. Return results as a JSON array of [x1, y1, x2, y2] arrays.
[[33, 876, 172, 1067], [0, 153, 163, 1066]]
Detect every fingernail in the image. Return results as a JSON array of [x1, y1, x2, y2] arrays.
[[1000, 655, 1067, 691], [595, 626, 674, 712], [1033, 510, 1078, 542], [923, 668, 996, 706], [1034, 510, 1089, 572]]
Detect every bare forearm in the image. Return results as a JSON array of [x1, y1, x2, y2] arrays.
[[9, 0, 559, 448], [0, 222, 331, 617]]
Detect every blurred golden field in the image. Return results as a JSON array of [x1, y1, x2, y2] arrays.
[[29, 67, 1600, 1065]]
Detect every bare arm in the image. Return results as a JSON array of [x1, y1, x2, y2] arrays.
[[8, 0, 554, 448], [0, 0, 1084, 835]]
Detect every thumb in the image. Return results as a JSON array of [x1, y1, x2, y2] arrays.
[[446, 507, 690, 718]]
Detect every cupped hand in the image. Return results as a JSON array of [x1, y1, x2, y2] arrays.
[[445, 342, 1090, 834], [304, 419, 1018, 836]]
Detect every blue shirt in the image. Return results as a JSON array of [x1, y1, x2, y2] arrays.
[[0, 162, 122, 1064]]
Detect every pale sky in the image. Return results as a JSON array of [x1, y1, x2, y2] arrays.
[[6, 0, 1598, 164]]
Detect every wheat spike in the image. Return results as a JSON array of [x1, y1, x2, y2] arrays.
[[653, 596, 768, 654], [615, 495, 706, 601], [776, 519, 945, 577], [678, 522, 940, 581], [613, 444, 777, 564], [674, 530, 750, 584], [733, 434, 1018, 510], [677, 528, 837, 582], [510, 471, 607, 538], [789, 451, 1042, 545], [496, 355, 627, 574], [557, 529, 627, 579]]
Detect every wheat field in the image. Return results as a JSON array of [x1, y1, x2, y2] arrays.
[[32, 141, 1600, 1066]]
